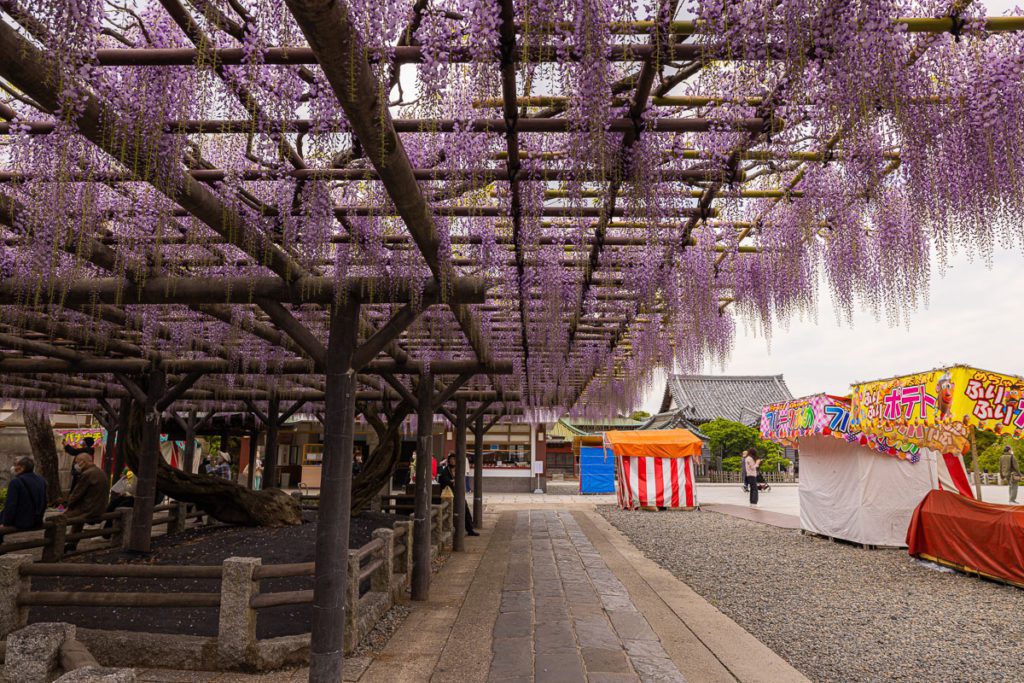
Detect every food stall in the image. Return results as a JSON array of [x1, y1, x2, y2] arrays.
[[605, 429, 702, 509], [762, 394, 972, 547]]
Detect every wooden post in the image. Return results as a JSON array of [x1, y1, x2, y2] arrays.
[[473, 413, 484, 525], [128, 368, 165, 554], [970, 428, 983, 501], [453, 398, 467, 551], [308, 297, 360, 683], [412, 372, 433, 601], [264, 396, 281, 489], [182, 407, 197, 475], [246, 423, 258, 489], [113, 398, 130, 476]]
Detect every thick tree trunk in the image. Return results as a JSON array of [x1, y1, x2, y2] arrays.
[[124, 401, 302, 527], [23, 408, 63, 503], [350, 401, 412, 512]]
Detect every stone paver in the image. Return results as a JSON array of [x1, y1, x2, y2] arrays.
[[488, 510, 686, 683]]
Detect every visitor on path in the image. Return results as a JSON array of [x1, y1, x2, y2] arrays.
[[0, 456, 47, 539], [102, 468, 136, 535], [253, 458, 263, 490], [198, 454, 213, 475], [438, 453, 478, 536], [743, 450, 761, 506], [65, 454, 110, 551], [1000, 445, 1020, 503], [213, 452, 232, 480]]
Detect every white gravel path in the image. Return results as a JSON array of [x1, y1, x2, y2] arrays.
[[598, 505, 1024, 683]]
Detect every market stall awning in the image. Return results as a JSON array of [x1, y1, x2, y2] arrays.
[[852, 365, 1024, 455], [604, 429, 703, 458]]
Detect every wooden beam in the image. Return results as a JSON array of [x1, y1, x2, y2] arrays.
[[0, 276, 489, 306]]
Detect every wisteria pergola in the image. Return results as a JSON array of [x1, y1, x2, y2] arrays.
[[1, 0, 1023, 679]]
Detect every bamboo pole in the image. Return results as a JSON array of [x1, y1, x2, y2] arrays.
[[970, 428, 983, 501]]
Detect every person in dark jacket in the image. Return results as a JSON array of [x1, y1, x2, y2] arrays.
[[63, 436, 96, 497], [438, 453, 478, 536], [0, 457, 47, 540], [65, 454, 110, 552]]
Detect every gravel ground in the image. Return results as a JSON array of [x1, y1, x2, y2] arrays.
[[598, 506, 1024, 683]]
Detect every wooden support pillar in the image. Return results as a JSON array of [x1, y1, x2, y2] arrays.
[[183, 407, 197, 475], [473, 414, 484, 525], [127, 368, 165, 554], [113, 398, 130, 476], [264, 396, 281, 489], [412, 372, 433, 601], [247, 423, 259, 489], [453, 398, 468, 551], [308, 297, 360, 683]]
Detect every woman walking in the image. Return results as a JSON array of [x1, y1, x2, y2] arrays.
[[742, 449, 762, 506]]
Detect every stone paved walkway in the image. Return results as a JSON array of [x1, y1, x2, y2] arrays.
[[490, 510, 684, 683]]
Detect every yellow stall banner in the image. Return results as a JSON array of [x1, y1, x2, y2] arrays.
[[851, 366, 1024, 454]]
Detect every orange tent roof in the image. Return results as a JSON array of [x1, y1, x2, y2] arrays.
[[604, 429, 703, 458]]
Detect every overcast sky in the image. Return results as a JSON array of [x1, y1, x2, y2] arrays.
[[640, 0, 1024, 413]]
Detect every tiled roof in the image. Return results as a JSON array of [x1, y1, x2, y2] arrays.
[[664, 374, 793, 427], [549, 416, 644, 438], [636, 411, 710, 440]]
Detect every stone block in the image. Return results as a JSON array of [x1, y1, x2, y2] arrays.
[[0, 554, 31, 637], [342, 552, 360, 653], [113, 509, 132, 551], [41, 516, 67, 562], [216, 556, 260, 670], [5, 621, 76, 683], [370, 528, 395, 595], [54, 666, 136, 682], [168, 502, 187, 535]]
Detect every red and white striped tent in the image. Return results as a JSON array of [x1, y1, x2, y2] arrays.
[[605, 429, 702, 509]]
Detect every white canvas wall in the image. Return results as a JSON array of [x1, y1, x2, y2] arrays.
[[798, 435, 935, 547]]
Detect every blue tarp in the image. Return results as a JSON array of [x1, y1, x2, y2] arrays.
[[580, 446, 615, 494]]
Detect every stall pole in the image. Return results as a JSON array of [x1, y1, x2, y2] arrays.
[[970, 428, 983, 501]]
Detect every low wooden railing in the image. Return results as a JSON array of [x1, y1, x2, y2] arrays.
[[0, 510, 447, 671], [0, 501, 205, 562], [698, 471, 797, 484]]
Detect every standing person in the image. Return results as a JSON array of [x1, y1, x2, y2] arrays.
[[198, 453, 213, 475], [743, 449, 762, 506], [1000, 445, 1020, 504], [212, 452, 232, 480], [438, 453, 478, 536], [0, 456, 47, 539], [64, 454, 110, 552]]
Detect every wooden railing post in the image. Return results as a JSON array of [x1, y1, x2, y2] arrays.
[[343, 551, 360, 653], [41, 518, 65, 563], [217, 557, 260, 670], [169, 502, 188, 535]]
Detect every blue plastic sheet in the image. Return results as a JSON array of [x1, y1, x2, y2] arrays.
[[580, 446, 615, 494]]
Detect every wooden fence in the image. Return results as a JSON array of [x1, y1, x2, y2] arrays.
[[0, 501, 452, 672], [698, 471, 798, 484], [0, 502, 205, 562]]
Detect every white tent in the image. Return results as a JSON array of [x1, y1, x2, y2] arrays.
[[797, 435, 971, 547]]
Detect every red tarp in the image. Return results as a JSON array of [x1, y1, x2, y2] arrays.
[[907, 489, 1024, 587]]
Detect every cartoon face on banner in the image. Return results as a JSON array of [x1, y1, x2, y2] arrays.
[[851, 365, 1024, 454]]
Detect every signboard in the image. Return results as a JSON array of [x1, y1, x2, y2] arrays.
[[851, 365, 1024, 454], [762, 394, 922, 463], [761, 394, 854, 447]]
